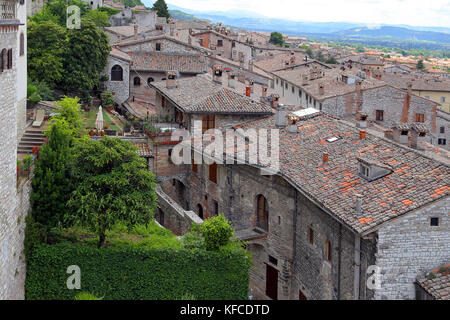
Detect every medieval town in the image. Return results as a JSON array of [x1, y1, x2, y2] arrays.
[[0, 0, 449, 304]]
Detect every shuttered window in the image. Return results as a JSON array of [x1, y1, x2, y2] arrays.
[[202, 114, 215, 133], [7, 49, 12, 69], [256, 195, 268, 231], [209, 163, 217, 183]]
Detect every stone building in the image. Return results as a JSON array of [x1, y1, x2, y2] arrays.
[[271, 65, 448, 150], [108, 7, 157, 28], [129, 51, 208, 104], [103, 47, 131, 104], [150, 73, 273, 133], [0, 0, 31, 300], [154, 106, 449, 300]]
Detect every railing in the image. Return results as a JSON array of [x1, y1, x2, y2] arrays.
[[0, 1, 16, 20]]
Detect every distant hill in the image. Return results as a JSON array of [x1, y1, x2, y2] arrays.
[[334, 26, 450, 43], [168, 9, 202, 22]]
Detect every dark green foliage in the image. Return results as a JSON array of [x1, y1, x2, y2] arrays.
[[74, 292, 102, 300], [83, 9, 111, 27], [325, 57, 338, 64], [23, 212, 48, 262], [27, 21, 65, 88], [67, 137, 158, 247], [31, 119, 75, 228], [305, 48, 314, 58], [269, 31, 284, 46], [416, 59, 426, 70], [26, 242, 251, 300], [152, 0, 170, 20], [61, 20, 110, 92]]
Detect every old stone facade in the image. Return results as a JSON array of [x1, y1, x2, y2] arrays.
[[0, 1, 30, 299], [375, 197, 450, 299], [103, 51, 130, 104]]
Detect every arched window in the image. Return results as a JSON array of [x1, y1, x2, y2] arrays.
[[133, 76, 140, 86], [7, 49, 12, 69], [197, 204, 204, 219], [256, 194, 268, 231], [0, 49, 6, 72], [111, 65, 123, 81], [147, 77, 154, 85], [19, 33, 24, 56]]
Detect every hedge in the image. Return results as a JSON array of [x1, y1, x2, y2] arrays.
[[26, 242, 251, 300]]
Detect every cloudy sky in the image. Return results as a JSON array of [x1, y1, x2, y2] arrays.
[[159, 0, 450, 28]]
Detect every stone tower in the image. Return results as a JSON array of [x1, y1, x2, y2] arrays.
[[0, 0, 27, 300]]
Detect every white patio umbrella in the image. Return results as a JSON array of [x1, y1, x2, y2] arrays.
[[95, 106, 104, 130]]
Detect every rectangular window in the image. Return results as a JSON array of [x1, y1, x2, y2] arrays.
[[161, 96, 166, 108], [430, 217, 440, 226], [202, 114, 215, 133], [308, 227, 314, 245], [438, 138, 447, 145], [415, 113, 425, 123], [325, 240, 332, 263], [269, 255, 278, 266], [440, 127, 445, 134], [217, 39, 223, 47], [441, 96, 446, 103], [376, 110, 384, 121], [299, 90, 302, 98], [213, 200, 218, 216], [209, 163, 217, 183], [156, 43, 161, 51]]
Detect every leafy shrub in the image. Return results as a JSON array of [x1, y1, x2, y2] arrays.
[[22, 155, 33, 171], [196, 215, 234, 251], [26, 242, 251, 300], [100, 91, 115, 108]]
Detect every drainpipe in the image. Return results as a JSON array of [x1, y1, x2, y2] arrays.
[[354, 235, 361, 300], [291, 190, 299, 299], [337, 224, 342, 300]]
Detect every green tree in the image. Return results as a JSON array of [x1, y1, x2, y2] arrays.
[[152, 0, 170, 21], [31, 119, 75, 228], [416, 59, 426, 70], [52, 96, 84, 137], [67, 137, 158, 247], [61, 20, 110, 92], [27, 21, 65, 88], [305, 48, 314, 58], [83, 9, 111, 27], [101, 91, 115, 108], [325, 57, 338, 64], [269, 31, 284, 47]]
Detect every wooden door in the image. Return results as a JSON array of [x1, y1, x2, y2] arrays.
[[266, 264, 278, 300]]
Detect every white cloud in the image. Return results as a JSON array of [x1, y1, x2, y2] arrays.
[[155, 0, 450, 28]]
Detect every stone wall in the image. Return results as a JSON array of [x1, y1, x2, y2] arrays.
[[103, 55, 130, 104], [436, 109, 450, 150], [156, 185, 202, 235], [375, 197, 450, 300], [0, 25, 20, 300]]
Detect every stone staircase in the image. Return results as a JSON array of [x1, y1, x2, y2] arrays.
[[18, 127, 45, 155]]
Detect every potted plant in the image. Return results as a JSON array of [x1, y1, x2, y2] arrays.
[[17, 159, 21, 178], [22, 155, 33, 177], [31, 146, 40, 158]]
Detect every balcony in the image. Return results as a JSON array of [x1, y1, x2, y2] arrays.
[[0, 0, 20, 25]]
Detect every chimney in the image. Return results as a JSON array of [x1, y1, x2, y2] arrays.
[[355, 80, 362, 114], [359, 130, 366, 140], [355, 194, 363, 216], [287, 116, 298, 133], [384, 129, 393, 140], [323, 152, 328, 164], [302, 74, 308, 86], [169, 24, 175, 37], [356, 113, 368, 129], [228, 72, 235, 89], [166, 71, 176, 89], [270, 94, 280, 108], [248, 79, 254, 93], [237, 70, 245, 83], [245, 86, 251, 97], [401, 82, 412, 123], [318, 83, 324, 96], [409, 126, 428, 150], [134, 24, 138, 39], [275, 105, 287, 127], [213, 65, 223, 84], [261, 85, 268, 99], [188, 36, 192, 45], [248, 60, 253, 72]]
